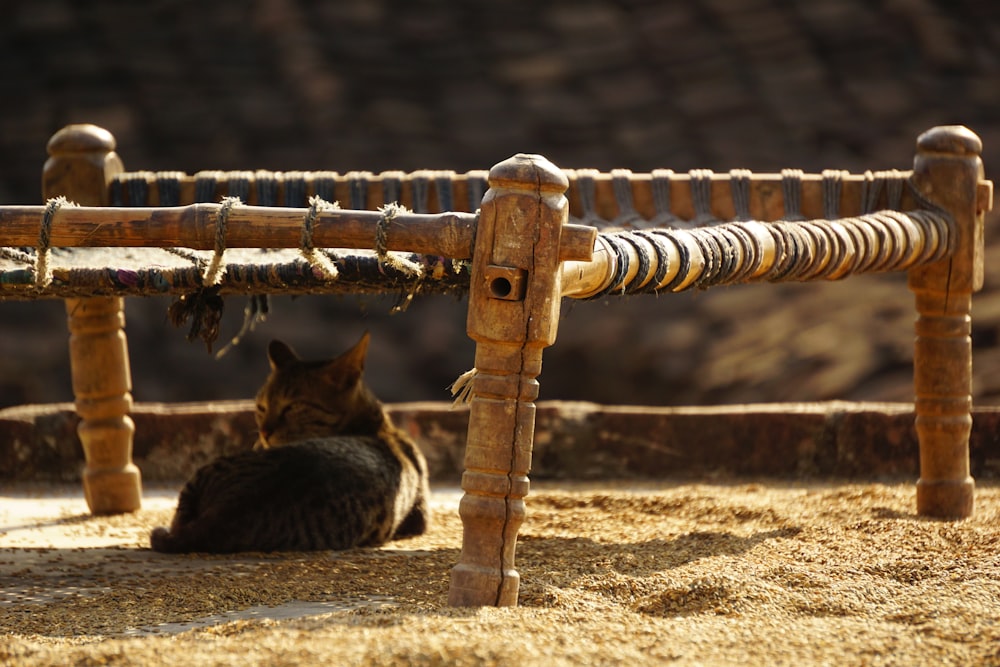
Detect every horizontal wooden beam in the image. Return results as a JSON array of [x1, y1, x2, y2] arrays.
[[0, 203, 479, 258]]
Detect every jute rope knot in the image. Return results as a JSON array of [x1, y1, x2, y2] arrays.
[[36, 196, 75, 288], [375, 203, 423, 276], [300, 195, 340, 280], [449, 367, 478, 406], [203, 196, 239, 286]]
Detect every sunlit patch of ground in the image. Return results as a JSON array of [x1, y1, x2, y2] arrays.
[[2, 481, 998, 666]]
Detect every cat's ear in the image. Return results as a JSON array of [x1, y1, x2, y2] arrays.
[[267, 340, 299, 371], [328, 332, 370, 386], [342, 332, 370, 372]]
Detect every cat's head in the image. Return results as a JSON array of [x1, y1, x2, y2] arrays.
[[254, 333, 384, 448]]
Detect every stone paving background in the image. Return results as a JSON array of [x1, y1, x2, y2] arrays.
[[1, 0, 998, 410]]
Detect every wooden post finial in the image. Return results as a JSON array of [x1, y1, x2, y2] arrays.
[[43, 124, 123, 206], [916, 125, 983, 157], [46, 123, 118, 155], [42, 124, 141, 514], [448, 153, 570, 606], [909, 125, 987, 519]]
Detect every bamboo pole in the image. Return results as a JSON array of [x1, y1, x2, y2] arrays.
[[42, 124, 142, 514], [0, 204, 478, 257], [558, 211, 955, 299], [0, 205, 601, 264]]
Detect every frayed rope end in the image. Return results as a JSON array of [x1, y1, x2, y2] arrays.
[[449, 367, 478, 408]]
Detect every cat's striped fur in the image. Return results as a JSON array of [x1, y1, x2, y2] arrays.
[[150, 333, 429, 553]]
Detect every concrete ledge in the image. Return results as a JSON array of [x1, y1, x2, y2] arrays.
[[2, 400, 999, 482]]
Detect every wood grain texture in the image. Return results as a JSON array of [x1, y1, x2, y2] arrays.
[[448, 154, 569, 607], [908, 126, 984, 519], [0, 204, 478, 257], [43, 124, 142, 514]]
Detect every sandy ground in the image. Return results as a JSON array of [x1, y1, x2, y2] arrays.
[[1, 480, 998, 666]]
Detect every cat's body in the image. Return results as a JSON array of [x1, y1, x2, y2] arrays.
[[150, 333, 430, 554]]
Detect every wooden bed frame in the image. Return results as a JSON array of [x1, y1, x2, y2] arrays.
[[0, 123, 992, 607]]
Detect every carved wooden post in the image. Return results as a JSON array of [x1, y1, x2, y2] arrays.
[[43, 124, 142, 514], [908, 126, 988, 519], [447, 154, 570, 606]]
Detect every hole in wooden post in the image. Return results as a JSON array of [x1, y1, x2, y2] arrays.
[[484, 265, 527, 301], [490, 277, 513, 298]]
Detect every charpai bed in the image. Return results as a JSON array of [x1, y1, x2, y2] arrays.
[[0, 123, 992, 606]]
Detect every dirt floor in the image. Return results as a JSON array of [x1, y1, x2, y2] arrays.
[[1, 480, 999, 666]]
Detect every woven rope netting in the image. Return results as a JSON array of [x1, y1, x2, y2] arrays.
[[0, 168, 951, 301]]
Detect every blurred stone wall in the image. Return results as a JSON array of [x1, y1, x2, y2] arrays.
[[1, 0, 998, 409]]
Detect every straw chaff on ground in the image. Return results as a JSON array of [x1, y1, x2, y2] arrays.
[[2, 481, 999, 666]]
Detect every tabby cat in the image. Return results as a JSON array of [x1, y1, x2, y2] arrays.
[[150, 333, 430, 553]]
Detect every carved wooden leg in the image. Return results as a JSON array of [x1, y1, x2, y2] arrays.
[[909, 126, 988, 519], [448, 349, 540, 606], [43, 124, 141, 513], [911, 290, 974, 518], [447, 155, 570, 606], [66, 297, 142, 514]]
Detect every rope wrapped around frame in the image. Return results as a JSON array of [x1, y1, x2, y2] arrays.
[[2, 205, 952, 303], [3, 168, 952, 303], [0, 200, 474, 301], [107, 166, 919, 221], [0, 249, 471, 301], [574, 208, 952, 297]]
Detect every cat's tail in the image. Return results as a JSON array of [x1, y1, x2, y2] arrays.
[[150, 526, 183, 553]]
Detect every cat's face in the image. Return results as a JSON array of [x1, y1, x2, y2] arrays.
[[254, 333, 376, 448]]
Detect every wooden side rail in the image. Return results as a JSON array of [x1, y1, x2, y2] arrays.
[[0, 200, 951, 299], [108, 162, 955, 224], [0, 204, 480, 256], [562, 209, 952, 298], [0, 204, 596, 262]]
